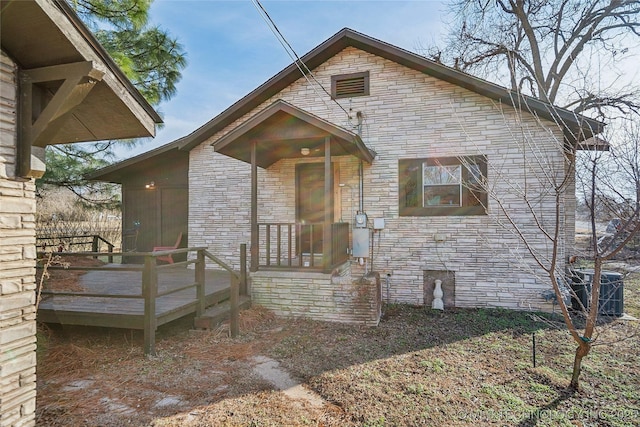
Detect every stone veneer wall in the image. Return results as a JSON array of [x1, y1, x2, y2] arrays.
[[189, 46, 571, 312], [251, 264, 381, 325], [0, 51, 37, 426]]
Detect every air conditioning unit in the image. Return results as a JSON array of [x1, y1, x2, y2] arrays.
[[570, 269, 624, 317]]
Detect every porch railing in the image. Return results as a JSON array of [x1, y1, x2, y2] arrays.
[[256, 222, 350, 271]]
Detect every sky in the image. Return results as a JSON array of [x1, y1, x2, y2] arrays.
[[119, 0, 448, 159]]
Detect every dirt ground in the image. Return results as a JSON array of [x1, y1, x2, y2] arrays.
[[37, 283, 639, 426], [35, 236, 640, 426]]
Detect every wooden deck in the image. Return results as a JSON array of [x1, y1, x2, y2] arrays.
[[38, 265, 232, 330]]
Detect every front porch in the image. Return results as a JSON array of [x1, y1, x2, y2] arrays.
[[256, 221, 350, 272], [211, 99, 375, 275], [209, 99, 381, 324]]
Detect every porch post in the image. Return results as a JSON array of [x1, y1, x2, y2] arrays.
[[323, 136, 332, 271], [250, 141, 258, 272]]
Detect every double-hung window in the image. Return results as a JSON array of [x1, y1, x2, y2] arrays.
[[399, 155, 488, 216]]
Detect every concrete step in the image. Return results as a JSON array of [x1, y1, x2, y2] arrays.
[[194, 295, 252, 329]]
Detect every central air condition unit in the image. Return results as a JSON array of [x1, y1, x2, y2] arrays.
[[570, 269, 624, 316]]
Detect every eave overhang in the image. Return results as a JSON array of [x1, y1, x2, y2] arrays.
[[1, 0, 162, 145], [212, 100, 375, 169]]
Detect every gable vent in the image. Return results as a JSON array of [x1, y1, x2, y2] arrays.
[[331, 71, 369, 99]]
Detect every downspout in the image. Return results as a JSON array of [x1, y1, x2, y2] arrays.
[[359, 160, 364, 214]]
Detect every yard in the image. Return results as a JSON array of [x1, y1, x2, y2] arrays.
[[36, 269, 639, 426]]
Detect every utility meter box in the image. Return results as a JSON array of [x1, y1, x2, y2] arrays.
[[352, 228, 369, 258], [354, 213, 367, 228]]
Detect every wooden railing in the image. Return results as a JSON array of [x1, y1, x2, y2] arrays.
[[37, 245, 247, 356], [256, 222, 350, 271], [37, 234, 115, 262]]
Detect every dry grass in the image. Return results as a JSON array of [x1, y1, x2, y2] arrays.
[[36, 271, 639, 426], [36, 255, 104, 293]]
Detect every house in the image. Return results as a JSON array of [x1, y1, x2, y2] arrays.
[[92, 28, 603, 326], [0, 0, 160, 424], [87, 143, 189, 260]]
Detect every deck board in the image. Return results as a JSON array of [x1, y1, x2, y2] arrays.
[[38, 265, 232, 328]]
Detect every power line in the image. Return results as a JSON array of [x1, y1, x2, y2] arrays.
[[251, 0, 352, 120]]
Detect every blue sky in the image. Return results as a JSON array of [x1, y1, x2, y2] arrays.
[[120, 0, 447, 158]]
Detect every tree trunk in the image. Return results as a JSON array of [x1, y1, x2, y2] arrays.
[[570, 342, 591, 390]]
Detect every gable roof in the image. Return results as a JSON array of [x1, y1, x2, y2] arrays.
[[91, 27, 605, 179], [174, 27, 603, 151], [214, 99, 375, 168], [1, 0, 162, 143]]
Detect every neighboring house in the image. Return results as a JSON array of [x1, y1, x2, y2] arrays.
[[0, 0, 160, 424], [92, 28, 604, 326]]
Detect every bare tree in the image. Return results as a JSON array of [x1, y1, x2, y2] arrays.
[[430, 0, 640, 120], [570, 118, 640, 387], [453, 99, 639, 389], [428, 0, 640, 391]]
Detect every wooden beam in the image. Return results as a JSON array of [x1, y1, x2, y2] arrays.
[[17, 61, 104, 178], [240, 243, 247, 295], [250, 141, 258, 272], [230, 273, 239, 337], [143, 256, 158, 356], [323, 136, 332, 271], [195, 250, 205, 317], [22, 61, 104, 147]]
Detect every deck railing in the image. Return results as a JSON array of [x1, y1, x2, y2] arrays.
[[36, 245, 246, 356], [256, 222, 350, 271], [37, 234, 115, 262]]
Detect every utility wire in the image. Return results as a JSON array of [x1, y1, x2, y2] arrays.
[[251, 0, 352, 120]]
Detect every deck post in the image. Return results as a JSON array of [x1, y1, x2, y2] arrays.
[[230, 273, 239, 338], [143, 255, 158, 356], [196, 249, 205, 317], [240, 243, 247, 296], [92, 235, 98, 259]]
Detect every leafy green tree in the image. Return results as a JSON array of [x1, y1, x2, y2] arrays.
[[38, 0, 187, 204]]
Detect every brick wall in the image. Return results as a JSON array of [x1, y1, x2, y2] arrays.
[[0, 51, 37, 426], [190, 47, 570, 312]]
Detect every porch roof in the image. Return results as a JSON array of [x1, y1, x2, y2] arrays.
[[212, 100, 376, 168]]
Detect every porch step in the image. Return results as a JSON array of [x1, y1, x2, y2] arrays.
[[194, 296, 252, 330]]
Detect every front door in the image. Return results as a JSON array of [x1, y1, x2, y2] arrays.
[[296, 163, 333, 254]]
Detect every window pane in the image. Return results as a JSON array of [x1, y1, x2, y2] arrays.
[[423, 165, 461, 185], [467, 163, 482, 186], [400, 162, 421, 207], [399, 155, 487, 216], [424, 185, 461, 206]]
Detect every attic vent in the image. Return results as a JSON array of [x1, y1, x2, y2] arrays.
[[331, 71, 369, 99]]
